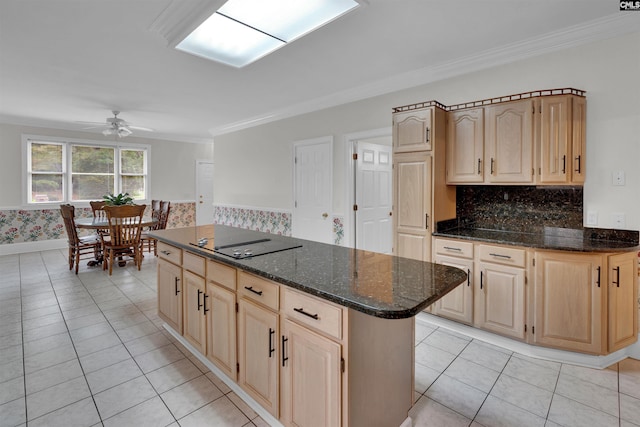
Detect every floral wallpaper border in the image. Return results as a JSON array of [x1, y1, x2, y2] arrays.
[[0, 203, 344, 246], [213, 204, 344, 245], [0, 202, 196, 245]]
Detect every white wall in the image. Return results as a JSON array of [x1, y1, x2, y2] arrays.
[[214, 32, 640, 232], [0, 123, 214, 208]]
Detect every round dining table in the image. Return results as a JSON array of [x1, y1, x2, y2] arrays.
[[75, 216, 158, 267]]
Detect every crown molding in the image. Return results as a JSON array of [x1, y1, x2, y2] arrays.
[[148, 0, 225, 47], [210, 13, 640, 136]]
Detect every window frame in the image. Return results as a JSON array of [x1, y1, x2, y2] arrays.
[[22, 134, 151, 207]]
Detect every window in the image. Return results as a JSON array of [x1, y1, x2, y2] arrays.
[[25, 136, 149, 204]]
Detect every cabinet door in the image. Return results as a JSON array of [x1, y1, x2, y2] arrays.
[[446, 108, 484, 183], [393, 109, 432, 152], [533, 251, 604, 354], [475, 261, 526, 339], [571, 96, 587, 184], [608, 252, 638, 352], [393, 152, 432, 262], [238, 299, 279, 417], [434, 255, 473, 324], [538, 96, 570, 184], [206, 282, 237, 381], [485, 100, 534, 183], [157, 258, 183, 334], [280, 319, 341, 427], [183, 270, 207, 354]]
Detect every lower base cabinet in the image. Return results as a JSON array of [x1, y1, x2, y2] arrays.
[[280, 319, 341, 427], [158, 247, 416, 427], [238, 298, 279, 417]]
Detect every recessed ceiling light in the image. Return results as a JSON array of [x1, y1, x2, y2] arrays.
[[176, 0, 359, 68]]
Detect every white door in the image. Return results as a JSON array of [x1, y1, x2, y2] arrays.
[[293, 137, 332, 243], [356, 142, 392, 253], [196, 160, 214, 225]]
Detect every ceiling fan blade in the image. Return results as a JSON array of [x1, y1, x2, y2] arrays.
[[76, 120, 108, 126], [129, 125, 154, 132]]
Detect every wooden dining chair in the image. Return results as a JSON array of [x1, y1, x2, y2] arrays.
[[60, 204, 102, 274], [141, 200, 171, 255], [89, 200, 108, 220], [102, 204, 146, 275]]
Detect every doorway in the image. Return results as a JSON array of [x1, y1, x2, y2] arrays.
[[345, 128, 393, 253], [292, 137, 333, 243], [195, 160, 214, 225]]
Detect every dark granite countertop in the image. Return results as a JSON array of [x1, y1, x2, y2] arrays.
[[433, 226, 639, 252], [151, 225, 467, 319]]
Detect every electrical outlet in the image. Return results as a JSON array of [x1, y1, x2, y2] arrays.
[[612, 213, 626, 228], [613, 170, 626, 186], [586, 211, 598, 226]]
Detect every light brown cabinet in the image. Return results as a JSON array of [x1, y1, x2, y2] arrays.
[[532, 251, 604, 354], [280, 318, 341, 427], [445, 93, 586, 186], [474, 244, 527, 340], [205, 259, 237, 381], [537, 95, 587, 185], [393, 151, 432, 262], [157, 247, 183, 334], [485, 100, 534, 183], [446, 108, 484, 183], [182, 270, 207, 354], [393, 108, 432, 152], [607, 251, 638, 352], [433, 239, 474, 324]]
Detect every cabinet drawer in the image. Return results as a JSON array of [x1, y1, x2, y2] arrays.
[[183, 251, 205, 276], [478, 244, 526, 268], [435, 239, 473, 259], [207, 260, 236, 291], [282, 288, 343, 340], [238, 271, 279, 311], [157, 242, 182, 265]]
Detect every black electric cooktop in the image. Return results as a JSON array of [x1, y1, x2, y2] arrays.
[[190, 237, 302, 259]]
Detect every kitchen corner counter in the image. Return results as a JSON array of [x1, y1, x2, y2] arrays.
[[151, 224, 467, 319], [433, 226, 640, 253]]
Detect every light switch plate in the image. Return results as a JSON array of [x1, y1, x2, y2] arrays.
[[586, 211, 598, 226], [613, 170, 626, 186]]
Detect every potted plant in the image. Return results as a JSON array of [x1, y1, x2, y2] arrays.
[[103, 192, 134, 206]]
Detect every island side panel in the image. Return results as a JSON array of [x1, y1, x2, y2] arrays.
[[347, 309, 414, 427]]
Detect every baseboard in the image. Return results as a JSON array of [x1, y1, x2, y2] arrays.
[[0, 239, 66, 256], [418, 312, 639, 368]]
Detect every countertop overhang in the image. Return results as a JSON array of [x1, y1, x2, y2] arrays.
[[151, 225, 467, 319]]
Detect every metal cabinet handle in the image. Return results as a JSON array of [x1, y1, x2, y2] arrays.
[[203, 294, 209, 313], [562, 155, 566, 174], [161, 250, 171, 256], [613, 266, 620, 287], [294, 307, 319, 320], [197, 289, 203, 311], [480, 271, 483, 290], [443, 246, 462, 252], [489, 253, 511, 259], [575, 155, 581, 173], [490, 158, 495, 174], [174, 277, 180, 295], [467, 269, 471, 287], [425, 127, 430, 144], [244, 286, 263, 296], [477, 158, 482, 175], [268, 328, 275, 358], [596, 266, 601, 288], [282, 336, 288, 367]]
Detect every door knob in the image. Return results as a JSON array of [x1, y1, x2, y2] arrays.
[[322, 212, 328, 218]]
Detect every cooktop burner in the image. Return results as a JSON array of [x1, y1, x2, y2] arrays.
[[190, 238, 302, 259]]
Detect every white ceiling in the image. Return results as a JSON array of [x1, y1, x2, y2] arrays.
[[0, 0, 638, 144]]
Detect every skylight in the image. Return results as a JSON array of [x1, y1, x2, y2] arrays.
[[176, 0, 359, 68]]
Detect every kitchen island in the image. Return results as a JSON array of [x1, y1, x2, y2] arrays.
[[151, 224, 467, 427]]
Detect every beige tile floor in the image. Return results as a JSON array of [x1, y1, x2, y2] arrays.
[[1, 249, 640, 427]]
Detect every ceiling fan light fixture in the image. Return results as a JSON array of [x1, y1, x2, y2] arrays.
[[102, 128, 114, 136], [117, 127, 132, 138]]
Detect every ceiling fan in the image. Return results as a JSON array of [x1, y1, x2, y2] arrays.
[[80, 110, 153, 138]]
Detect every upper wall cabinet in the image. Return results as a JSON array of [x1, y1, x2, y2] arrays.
[[485, 100, 534, 184], [446, 108, 484, 183], [444, 90, 586, 186], [393, 108, 432, 152], [538, 95, 586, 185]]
